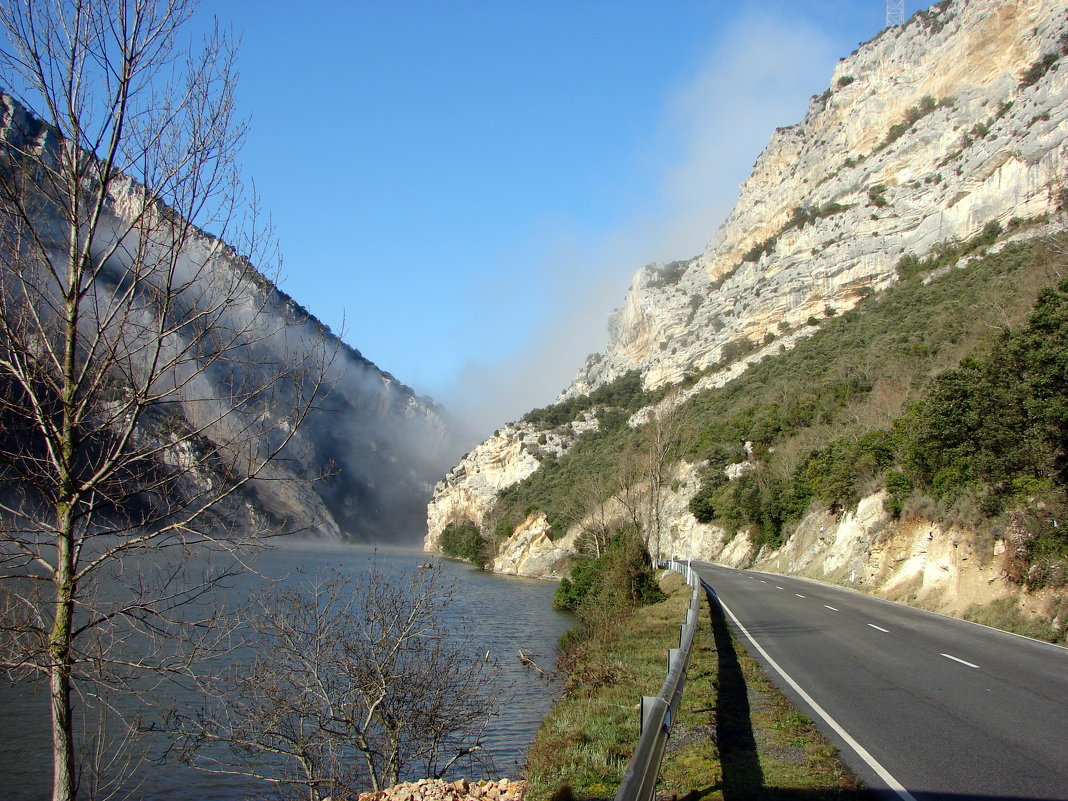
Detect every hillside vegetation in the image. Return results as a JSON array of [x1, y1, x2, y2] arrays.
[[484, 226, 1068, 607]]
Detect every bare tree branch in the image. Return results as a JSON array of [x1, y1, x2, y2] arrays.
[[0, 3, 337, 799], [176, 565, 500, 801]]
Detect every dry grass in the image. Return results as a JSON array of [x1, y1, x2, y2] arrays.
[[657, 598, 865, 801], [524, 579, 867, 801]]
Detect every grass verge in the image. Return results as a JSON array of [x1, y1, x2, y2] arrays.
[[963, 596, 1068, 644], [525, 573, 866, 801]]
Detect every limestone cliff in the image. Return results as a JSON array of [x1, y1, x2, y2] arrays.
[[567, 0, 1068, 397], [0, 92, 461, 543], [425, 415, 598, 553], [429, 0, 1068, 567]]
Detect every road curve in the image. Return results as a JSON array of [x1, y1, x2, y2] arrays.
[[691, 561, 1068, 801]]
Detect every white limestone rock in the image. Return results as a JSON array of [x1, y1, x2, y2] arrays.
[[562, 0, 1068, 400], [427, 0, 1068, 589], [491, 513, 576, 579]]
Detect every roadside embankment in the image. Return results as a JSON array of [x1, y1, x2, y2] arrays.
[[524, 571, 861, 801]]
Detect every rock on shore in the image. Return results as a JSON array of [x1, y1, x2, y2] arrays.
[[357, 778, 526, 801]]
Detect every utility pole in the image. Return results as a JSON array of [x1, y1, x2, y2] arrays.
[[886, 0, 905, 28]]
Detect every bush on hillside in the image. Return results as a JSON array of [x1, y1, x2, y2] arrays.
[[522, 370, 660, 428], [900, 276, 1067, 504], [440, 520, 486, 565], [553, 529, 665, 613], [687, 269, 1068, 585]]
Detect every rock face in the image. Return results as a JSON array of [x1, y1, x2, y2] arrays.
[[492, 513, 576, 579], [425, 416, 597, 553], [427, 0, 1068, 581], [567, 0, 1068, 398], [0, 93, 461, 543], [622, 473, 1063, 639]]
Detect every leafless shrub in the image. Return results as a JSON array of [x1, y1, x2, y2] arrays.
[[176, 565, 500, 801]]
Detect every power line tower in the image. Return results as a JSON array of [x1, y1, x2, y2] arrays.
[[886, 0, 905, 27]]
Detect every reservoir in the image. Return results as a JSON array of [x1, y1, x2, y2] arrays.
[[0, 542, 573, 800]]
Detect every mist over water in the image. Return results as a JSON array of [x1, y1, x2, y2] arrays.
[[0, 543, 573, 800]]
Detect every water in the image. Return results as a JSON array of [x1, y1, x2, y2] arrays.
[[0, 542, 574, 800]]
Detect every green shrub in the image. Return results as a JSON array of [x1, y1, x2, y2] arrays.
[[439, 520, 486, 565], [720, 337, 757, 364], [553, 529, 666, 612], [743, 236, 777, 263], [688, 463, 801, 552], [875, 95, 941, 152], [884, 470, 912, 517], [868, 184, 889, 207], [900, 277, 1067, 507], [1019, 52, 1059, 88], [522, 370, 660, 428], [896, 221, 1004, 282]]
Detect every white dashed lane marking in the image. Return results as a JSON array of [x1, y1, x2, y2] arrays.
[[824, 605, 839, 611], [868, 624, 890, 633], [941, 653, 981, 669]]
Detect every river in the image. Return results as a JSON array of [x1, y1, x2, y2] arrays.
[[0, 542, 574, 800]]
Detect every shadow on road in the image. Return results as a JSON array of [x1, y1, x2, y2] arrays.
[[686, 589, 876, 801], [677, 581, 1050, 801], [708, 593, 765, 799]]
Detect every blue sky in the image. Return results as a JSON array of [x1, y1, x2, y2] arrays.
[[213, 1, 933, 436]]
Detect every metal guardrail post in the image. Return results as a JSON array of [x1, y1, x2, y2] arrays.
[[614, 565, 702, 801]]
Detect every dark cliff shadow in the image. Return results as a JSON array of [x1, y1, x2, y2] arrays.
[[706, 587, 766, 800]]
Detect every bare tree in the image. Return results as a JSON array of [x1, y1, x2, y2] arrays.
[[615, 442, 647, 538], [0, 3, 333, 800], [564, 470, 617, 558], [177, 565, 499, 801], [615, 394, 691, 563]]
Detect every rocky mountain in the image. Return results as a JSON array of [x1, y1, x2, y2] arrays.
[[0, 92, 461, 544], [426, 0, 1068, 634], [570, 0, 1067, 398]]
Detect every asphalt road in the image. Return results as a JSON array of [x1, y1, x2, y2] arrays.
[[690, 561, 1068, 801]]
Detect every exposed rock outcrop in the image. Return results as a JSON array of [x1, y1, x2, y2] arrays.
[[428, 0, 1068, 579], [0, 92, 462, 543], [492, 513, 576, 579], [425, 416, 597, 553], [567, 0, 1068, 398], [646, 476, 1064, 642]]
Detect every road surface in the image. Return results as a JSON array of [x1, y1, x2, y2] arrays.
[[691, 561, 1068, 801]]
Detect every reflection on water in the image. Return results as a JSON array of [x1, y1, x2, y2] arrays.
[[0, 542, 573, 800]]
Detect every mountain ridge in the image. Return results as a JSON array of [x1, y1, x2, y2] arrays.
[[564, 0, 1068, 399], [425, 0, 1068, 638], [0, 91, 461, 543]]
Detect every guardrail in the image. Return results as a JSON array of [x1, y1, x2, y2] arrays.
[[613, 559, 702, 801]]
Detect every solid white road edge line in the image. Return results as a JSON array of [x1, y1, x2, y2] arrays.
[[941, 653, 980, 669], [716, 596, 918, 801]]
